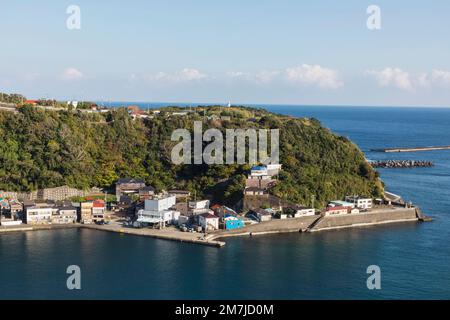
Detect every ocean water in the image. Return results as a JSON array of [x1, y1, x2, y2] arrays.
[[1, 105, 450, 300]]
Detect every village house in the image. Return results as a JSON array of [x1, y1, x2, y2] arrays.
[[345, 196, 373, 210], [198, 213, 219, 231], [92, 199, 106, 223], [9, 200, 23, 216], [51, 205, 77, 224], [244, 187, 267, 196], [211, 205, 237, 219], [189, 199, 210, 209], [324, 206, 350, 216], [250, 165, 268, 176], [244, 164, 282, 194], [139, 186, 155, 201], [115, 178, 146, 199], [136, 195, 180, 227], [25, 201, 58, 224], [0, 198, 23, 225], [223, 215, 245, 230], [185, 199, 214, 217], [292, 206, 316, 217], [168, 190, 191, 199], [24, 100, 38, 106], [0, 198, 10, 215], [328, 200, 355, 209], [246, 175, 276, 189], [251, 208, 273, 222], [79, 201, 94, 224]]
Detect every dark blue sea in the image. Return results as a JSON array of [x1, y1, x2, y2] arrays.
[[1, 105, 450, 299]]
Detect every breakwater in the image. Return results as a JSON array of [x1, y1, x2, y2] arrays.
[[372, 145, 450, 153], [370, 160, 434, 168]]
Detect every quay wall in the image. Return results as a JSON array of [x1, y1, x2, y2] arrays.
[[310, 207, 418, 232], [212, 215, 319, 239]]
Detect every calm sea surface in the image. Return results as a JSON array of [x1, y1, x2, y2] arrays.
[[1, 105, 450, 299]]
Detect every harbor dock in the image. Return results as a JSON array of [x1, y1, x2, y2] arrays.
[[82, 223, 226, 247]]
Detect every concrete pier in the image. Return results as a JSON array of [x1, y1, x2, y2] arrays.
[[82, 224, 226, 247]]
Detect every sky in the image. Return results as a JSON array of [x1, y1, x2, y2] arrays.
[[1, 0, 450, 106]]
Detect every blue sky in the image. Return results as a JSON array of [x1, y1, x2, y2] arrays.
[[1, 0, 450, 106]]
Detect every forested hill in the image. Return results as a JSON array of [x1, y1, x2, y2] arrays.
[[0, 106, 383, 207]]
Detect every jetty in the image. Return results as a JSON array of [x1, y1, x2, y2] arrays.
[[372, 145, 450, 153], [370, 160, 434, 168]]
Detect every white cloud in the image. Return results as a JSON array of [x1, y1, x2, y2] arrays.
[[226, 71, 247, 78], [145, 68, 207, 82], [432, 69, 450, 86], [285, 64, 343, 89], [226, 70, 279, 84], [62, 68, 84, 80], [366, 68, 450, 90], [366, 67, 413, 91], [255, 70, 280, 84]]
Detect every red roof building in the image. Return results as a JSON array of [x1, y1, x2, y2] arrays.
[[25, 100, 38, 105], [93, 199, 105, 208]]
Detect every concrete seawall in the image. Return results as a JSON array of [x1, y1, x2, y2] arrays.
[[212, 215, 319, 240], [309, 207, 419, 232], [1, 207, 428, 247]]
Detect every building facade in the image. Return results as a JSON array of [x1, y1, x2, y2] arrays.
[[199, 213, 219, 231], [80, 202, 93, 224], [345, 196, 373, 209]]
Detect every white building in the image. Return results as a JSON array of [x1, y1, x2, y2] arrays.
[[250, 166, 268, 177], [136, 209, 180, 225], [345, 196, 373, 210], [198, 213, 219, 231], [328, 200, 355, 209], [324, 206, 349, 216], [188, 199, 211, 216], [92, 200, 106, 222], [253, 208, 272, 222], [293, 206, 316, 217], [137, 195, 180, 225], [145, 196, 176, 212], [26, 206, 58, 224], [189, 199, 210, 210], [52, 206, 77, 224]]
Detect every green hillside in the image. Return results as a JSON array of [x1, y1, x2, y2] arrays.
[[0, 106, 383, 207]]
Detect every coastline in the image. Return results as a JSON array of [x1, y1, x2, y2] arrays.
[[1, 206, 430, 247]]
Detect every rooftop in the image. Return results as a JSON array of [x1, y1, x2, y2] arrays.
[[117, 177, 145, 184], [200, 213, 218, 219], [251, 165, 267, 171]]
